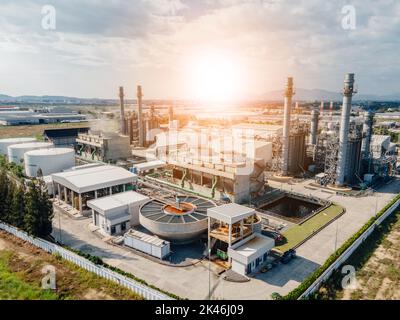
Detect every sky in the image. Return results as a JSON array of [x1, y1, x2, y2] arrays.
[[0, 0, 399, 100]]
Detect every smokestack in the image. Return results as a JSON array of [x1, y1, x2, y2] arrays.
[[119, 86, 126, 135], [336, 73, 356, 186], [310, 108, 319, 145], [295, 101, 299, 110], [137, 85, 144, 147], [168, 105, 174, 124], [282, 77, 294, 176], [362, 110, 374, 159]]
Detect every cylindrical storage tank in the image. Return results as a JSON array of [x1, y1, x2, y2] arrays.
[[139, 196, 216, 244], [7, 142, 54, 164], [24, 148, 75, 177], [0, 137, 36, 156]]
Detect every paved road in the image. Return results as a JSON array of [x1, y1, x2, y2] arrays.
[[52, 177, 400, 299]]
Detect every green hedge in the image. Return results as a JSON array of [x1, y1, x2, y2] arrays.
[[64, 246, 184, 300], [283, 193, 400, 300]]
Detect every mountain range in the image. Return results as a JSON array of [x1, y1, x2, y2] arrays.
[[1, 88, 400, 104]]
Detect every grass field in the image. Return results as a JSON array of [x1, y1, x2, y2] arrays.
[[0, 231, 144, 300], [316, 210, 400, 300], [0, 122, 90, 139], [275, 204, 344, 252]]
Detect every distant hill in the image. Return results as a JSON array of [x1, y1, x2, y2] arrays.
[[261, 88, 400, 102]]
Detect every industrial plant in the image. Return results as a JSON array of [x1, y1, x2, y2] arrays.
[[0, 72, 399, 287]]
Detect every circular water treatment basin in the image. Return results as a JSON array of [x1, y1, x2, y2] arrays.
[[140, 196, 216, 244], [163, 202, 196, 215]]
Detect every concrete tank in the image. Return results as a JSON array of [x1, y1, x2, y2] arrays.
[[0, 137, 36, 156], [7, 142, 54, 164], [24, 148, 75, 177], [139, 196, 216, 244]]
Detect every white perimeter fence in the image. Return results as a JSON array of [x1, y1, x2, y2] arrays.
[[299, 197, 400, 299], [0, 222, 174, 300]]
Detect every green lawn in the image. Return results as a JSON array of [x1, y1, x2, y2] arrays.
[[275, 204, 344, 252], [0, 251, 58, 300]]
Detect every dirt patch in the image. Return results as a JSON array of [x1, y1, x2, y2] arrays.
[[0, 230, 142, 300]]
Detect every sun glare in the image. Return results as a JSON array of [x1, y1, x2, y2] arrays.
[[186, 51, 242, 103]]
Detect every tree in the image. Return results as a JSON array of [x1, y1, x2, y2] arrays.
[[9, 186, 25, 228], [37, 179, 54, 237], [2, 180, 15, 224], [24, 182, 41, 236], [24, 181, 53, 238], [0, 170, 10, 222]]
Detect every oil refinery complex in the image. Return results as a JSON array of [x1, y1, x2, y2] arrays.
[[1, 73, 400, 299]]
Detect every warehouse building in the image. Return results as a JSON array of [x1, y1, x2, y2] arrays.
[[87, 191, 150, 236], [52, 165, 137, 216]]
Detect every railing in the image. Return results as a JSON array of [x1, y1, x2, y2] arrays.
[[0, 222, 174, 300], [298, 197, 400, 299]]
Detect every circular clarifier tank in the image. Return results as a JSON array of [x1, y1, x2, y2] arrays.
[[139, 196, 216, 244]]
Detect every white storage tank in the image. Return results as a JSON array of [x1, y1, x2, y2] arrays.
[[24, 148, 75, 177], [0, 137, 36, 156], [7, 142, 54, 164]]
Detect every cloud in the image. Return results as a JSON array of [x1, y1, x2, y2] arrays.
[[0, 0, 399, 97]]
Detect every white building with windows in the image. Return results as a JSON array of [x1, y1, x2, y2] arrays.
[[87, 191, 149, 236]]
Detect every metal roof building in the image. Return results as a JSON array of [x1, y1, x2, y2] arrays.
[[52, 165, 138, 216]]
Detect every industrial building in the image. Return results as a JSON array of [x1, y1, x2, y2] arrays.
[[207, 203, 274, 276], [313, 74, 397, 187], [119, 86, 162, 147], [43, 127, 90, 147], [0, 108, 86, 126], [52, 165, 137, 215], [87, 191, 150, 236], [25, 148, 75, 177], [76, 131, 131, 162]]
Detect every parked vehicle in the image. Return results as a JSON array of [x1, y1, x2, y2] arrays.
[[261, 229, 285, 245]]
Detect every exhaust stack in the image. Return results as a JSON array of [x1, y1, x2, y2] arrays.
[[137, 85, 144, 147], [119, 87, 126, 135], [335, 73, 356, 186], [310, 108, 319, 145], [282, 77, 294, 176]]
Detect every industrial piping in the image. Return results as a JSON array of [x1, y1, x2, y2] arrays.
[[335, 73, 356, 186], [282, 77, 294, 176], [119, 86, 126, 135], [137, 85, 144, 147], [310, 108, 319, 145]]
